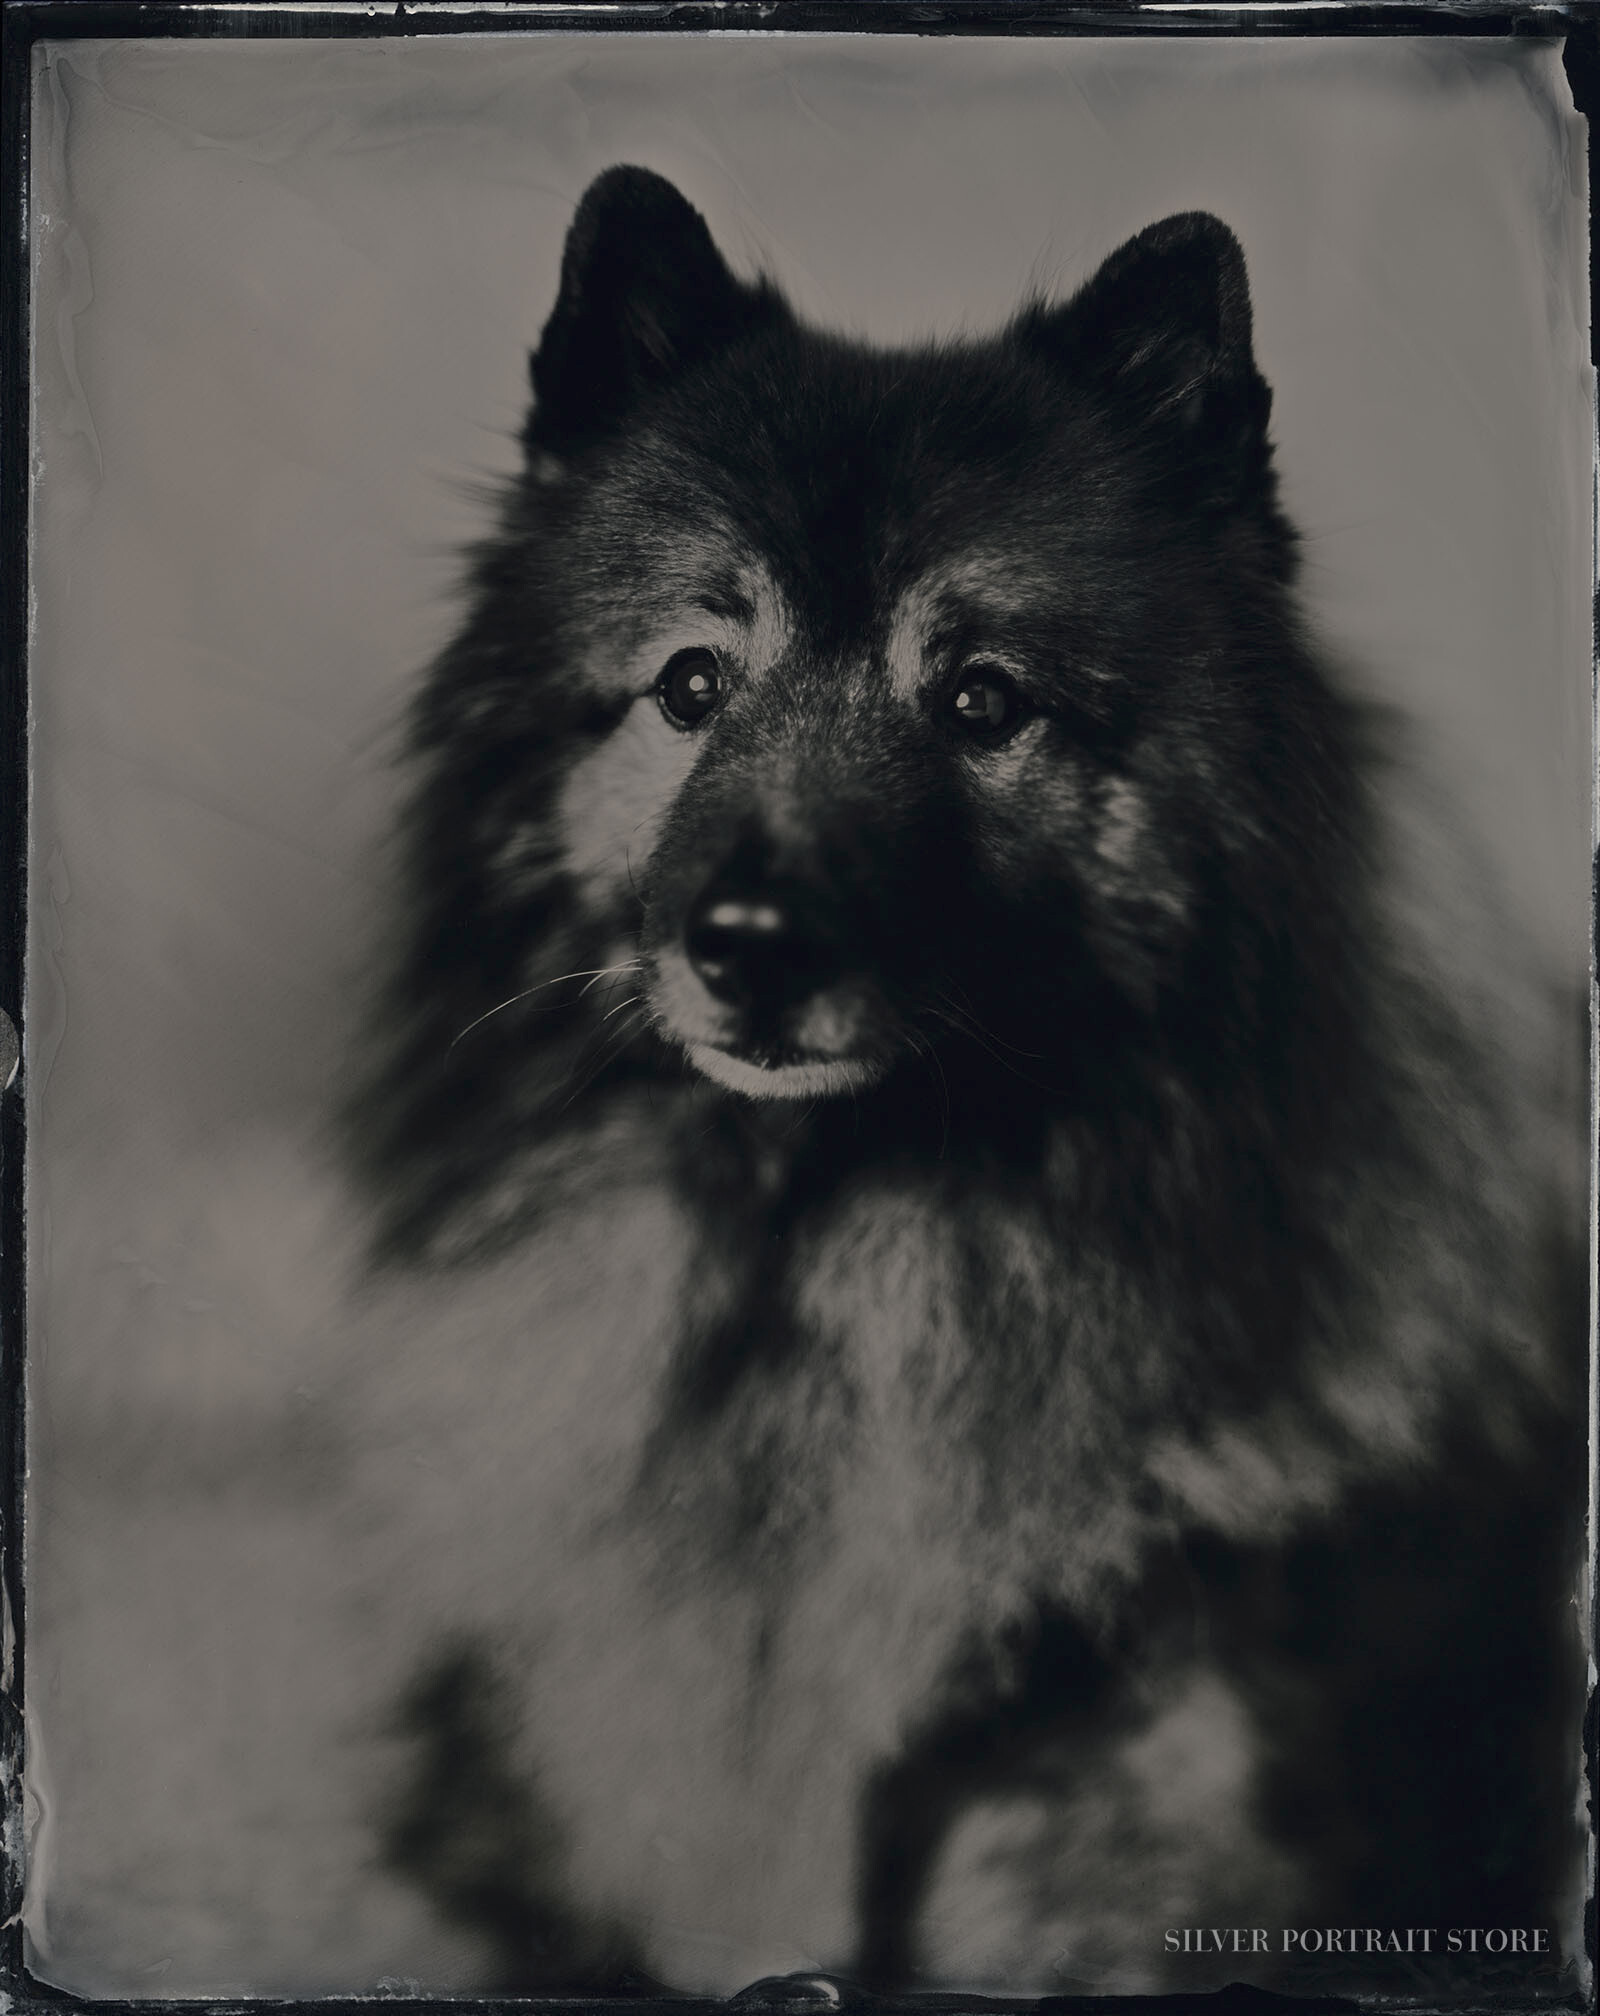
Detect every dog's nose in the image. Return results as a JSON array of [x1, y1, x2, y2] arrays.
[[684, 884, 838, 1014]]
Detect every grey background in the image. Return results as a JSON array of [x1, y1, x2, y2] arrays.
[[24, 35, 1592, 1997]]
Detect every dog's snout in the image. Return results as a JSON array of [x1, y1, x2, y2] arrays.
[[685, 881, 840, 1015]]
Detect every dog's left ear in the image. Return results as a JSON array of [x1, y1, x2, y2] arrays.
[[527, 167, 783, 460], [1021, 213, 1272, 488]]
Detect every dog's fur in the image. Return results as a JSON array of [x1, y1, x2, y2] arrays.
[[349, 169, 1586, 1995]]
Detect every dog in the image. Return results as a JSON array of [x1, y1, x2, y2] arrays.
[[347, 167, 1586, 1996]]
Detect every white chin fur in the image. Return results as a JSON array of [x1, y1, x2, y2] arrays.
[[687, 1045, 886, 1101]]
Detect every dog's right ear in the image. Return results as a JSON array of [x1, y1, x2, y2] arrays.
[[527, 167, 781, 461]]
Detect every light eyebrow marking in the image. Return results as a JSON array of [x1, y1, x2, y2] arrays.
[[883, 553, 1057, 702], [884, 582, 943, 704], [694, 587, 756, 624], [577, 561, 792, 700]]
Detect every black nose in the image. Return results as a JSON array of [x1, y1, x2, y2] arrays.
[[684, 882, 839, 1015]]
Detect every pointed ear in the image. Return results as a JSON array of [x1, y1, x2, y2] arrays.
[[1020, 213, 1273, 487], [527, 167, 782, 459]]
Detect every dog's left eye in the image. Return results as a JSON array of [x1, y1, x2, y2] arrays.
[[952, 667, 1023, 736], [658, 649, 724, 728]]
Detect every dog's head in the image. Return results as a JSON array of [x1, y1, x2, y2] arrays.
[[363, 170, 1362, 1247]]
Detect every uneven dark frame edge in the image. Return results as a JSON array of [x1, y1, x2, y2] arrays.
[[0, 5, 1592, 2015]]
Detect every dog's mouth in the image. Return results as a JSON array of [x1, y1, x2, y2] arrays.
[[685, 1043, 888, 1100]]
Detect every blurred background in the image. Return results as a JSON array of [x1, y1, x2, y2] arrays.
[[24, 32, 1591, 1996]]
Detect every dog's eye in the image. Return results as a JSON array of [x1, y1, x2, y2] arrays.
[[657, 649, 724, 728], [952, 667, 1022, 736]]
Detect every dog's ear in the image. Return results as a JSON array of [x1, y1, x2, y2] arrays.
[[1021, 213, 1272, 488], [528, 167, 781, 459]]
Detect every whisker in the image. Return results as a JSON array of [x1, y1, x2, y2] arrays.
[[924, 999, 1064, 1096], [781, 1098, 818, 1141], [558, 1009, 648, 1112], [907, 1029, 951, 1160], [931, 986, 1050, 1062], [447, 964, 639, 1050], [581, 959, 642, 999]]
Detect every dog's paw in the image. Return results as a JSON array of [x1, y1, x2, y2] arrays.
[[916, 1671, 1305, 1993]]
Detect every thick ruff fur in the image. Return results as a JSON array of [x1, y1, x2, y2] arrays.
[[348, 169, 1586, 1995]]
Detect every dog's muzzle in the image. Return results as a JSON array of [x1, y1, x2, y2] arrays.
[[649, 846, 896, 1099]]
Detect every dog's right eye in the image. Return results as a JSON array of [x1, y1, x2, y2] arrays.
[[657, 649, 724, 728]]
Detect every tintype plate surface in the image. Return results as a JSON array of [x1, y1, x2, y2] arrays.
[[12, 20, 1595, 2009]]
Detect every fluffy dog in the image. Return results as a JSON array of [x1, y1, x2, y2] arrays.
[[349, 168, 1585, 1995]]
